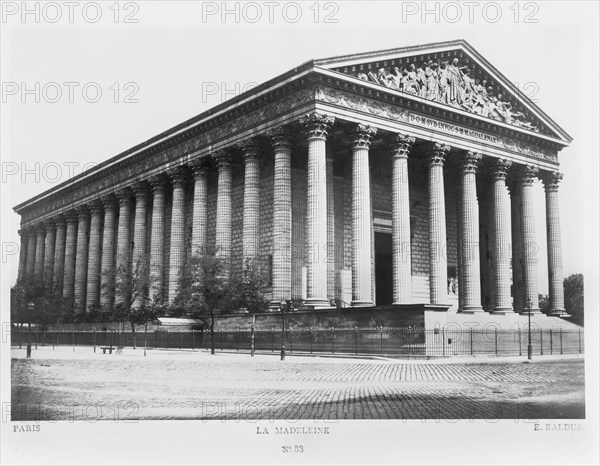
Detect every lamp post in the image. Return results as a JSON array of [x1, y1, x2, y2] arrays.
[[526, 297, 533, 360], [27, 301, 34, 359], [280, 299, 287, 361]]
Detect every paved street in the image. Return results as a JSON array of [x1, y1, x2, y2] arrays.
[[11, 347, 585, 421]]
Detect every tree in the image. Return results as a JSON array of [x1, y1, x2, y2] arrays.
[[176, 245, 234, 354], [11, 278, 69, 331], [231, 258, 270, 316], [130, 295, 165, 357], [538, 294, 551, 315], [104, 256, 150, 350], [564, 273, 584, 326]]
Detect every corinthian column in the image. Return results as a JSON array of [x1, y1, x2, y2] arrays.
[[390, 135, 415, 304], [115, 189, 132, 306], [73, 206, 89, 313], [300, 112, 334, 308], [132, 181, 149, 308], [43, 220, 56, 295], [62, 212, 78, 302], [214, 151, 232, 275], [85, 201, 103, 311], [190, 161, 208, 256], [542, 171, 566, 316], [518, 165, 540, 314], [52, 217, 66, 297], [168, 167, 187, 304], [25, 229, 36, 281], [428, 143, 450, 304], [491, 159, 513, 314], [33, 226, 45, 284], [149, 175, 167, 304], [458, 151, 483, 312], [267, 127, 292, 306], [240, 139, 261, 262], [351, 124, 377, 307], [100, 196, 117, 308]]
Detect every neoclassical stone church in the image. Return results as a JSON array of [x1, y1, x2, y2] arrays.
[[14, 40, 572, 325]]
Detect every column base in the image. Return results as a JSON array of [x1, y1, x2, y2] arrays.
[[458, 306, 484, 314], [304, 298, 330, 309], [351, 300, 373, 308], [549, 309, 571, 318], [491, 307, 514, 315]]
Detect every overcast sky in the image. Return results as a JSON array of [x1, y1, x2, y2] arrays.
[[1, 1, 598, 297]]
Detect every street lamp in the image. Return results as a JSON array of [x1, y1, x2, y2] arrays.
[[27, 301, 34, 359], [280, 299, 287, 361], [526, 297, 533, 360]]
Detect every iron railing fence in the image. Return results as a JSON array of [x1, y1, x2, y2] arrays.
[[11, 327, 585, 357]]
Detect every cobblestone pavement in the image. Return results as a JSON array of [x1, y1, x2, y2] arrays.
[[11, 347, 585, 421]]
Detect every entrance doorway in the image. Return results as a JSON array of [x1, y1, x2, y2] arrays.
[[375, 232, 393, 306]]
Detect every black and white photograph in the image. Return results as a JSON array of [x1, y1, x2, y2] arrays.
[[1, 1, 598, 464]]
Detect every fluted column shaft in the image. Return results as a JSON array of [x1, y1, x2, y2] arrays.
[[62, 213, 78, 301], [215, 154, 232, 275], [491, 159, 513, 314], [326, 156, 335, 301], [73, 207, 89, 313], [543, 172, 566, 314], [391, 135, 414, 304], [85, 202, 103, 310], [300, 112, 334, 307], [115, 190, 132, 306], [43, 221, 56, 294], [168, 169, 187, 303], [33, 227, 45, 283], [351, 124, 377, 306], [241, 141, 261, 262], [149, 176, 166, 304], [510, 184, 524, 312], [519, 165, 540, 313], [459, 151, 483, 312], [132, 183, 149, 308], [268, 128, 292, 305], [18, 230, 27, 282], [191, 164, 208, 256], [52, 218, 66, 296], [428, 143, 450, 304], [25, 230, 36, 281], [100, 198, 117, 308]]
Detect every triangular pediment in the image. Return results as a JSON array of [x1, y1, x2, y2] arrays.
[[313, 40, 571, 145]]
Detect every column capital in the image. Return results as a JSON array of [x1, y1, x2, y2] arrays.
[[167, 166, 188, 186], [428, 142, 450, 165], [212, 149, 232, 169], [35, 223, 46, 234], [75, 205, 89, 219], [148, 174, 169, 192], [238, 138, 261, 160], [115, 188, 133, 205], [88, 199, 104, 214], [64, 210, 78, 224], [390, 134, 416, 158], [131, 180, 150, 198], [53, 214, 66, 228], [101, 194, 117, 210], [189, 159, 209, 178], [43, 218, 56, 229], [518, 164, 539, 185], [541, 171, 563, 192], [491, 158, 512, 180], [352, 124, 377, 150], [300, 112, 335, 140], [266, 126, 292, 150], [460, 151, 482, 173]]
